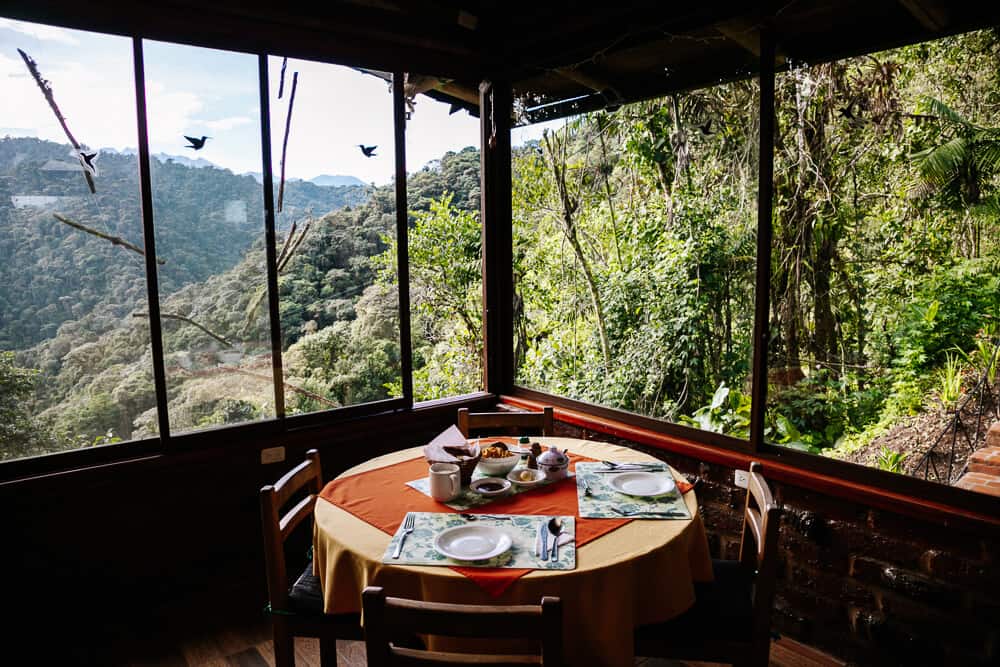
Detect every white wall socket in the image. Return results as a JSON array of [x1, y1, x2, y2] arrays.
[[261, 446, 286, 465], [734, 469, 749, 489]]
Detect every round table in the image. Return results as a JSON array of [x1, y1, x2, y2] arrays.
[[313, 437, 713, 666]]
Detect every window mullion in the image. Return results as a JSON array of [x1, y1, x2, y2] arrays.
[[393, 72, 414, 407], [749, 24, 776, 453], [131, 36, 171, 443], [258, 54, 287, 420]]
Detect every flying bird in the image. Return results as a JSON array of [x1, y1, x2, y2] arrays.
[[71, 148, 98, 176], [698, 119, 714, 136], [358, 144, 377, 158], [184, 135, 210, 150]]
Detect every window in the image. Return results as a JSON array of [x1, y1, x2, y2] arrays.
[[766, 30, 1000, 494], [145, 40, 271, 433], [512, 77, 760, 439], [0, 20, 157, 460], [401, 73, 483, 400]]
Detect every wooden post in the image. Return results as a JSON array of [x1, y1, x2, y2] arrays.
[[749, 25, 776, 452], [479, 79, 514, 396]]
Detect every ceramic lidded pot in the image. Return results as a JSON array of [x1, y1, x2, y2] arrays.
[[536, 445, 569, 481]]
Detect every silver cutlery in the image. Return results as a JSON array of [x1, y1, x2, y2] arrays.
[[591, 468, 667, 474], [547, 517, 563, 561], [601, 460, 666, 470], [460, 513, 511, 521], [611, 507, 686, 518], [582, 479, 592, 497], [537, 519, 549, 561], [392, 512, 415, 559]]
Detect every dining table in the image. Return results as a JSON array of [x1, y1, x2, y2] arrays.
[[312, 436, 713, 666]]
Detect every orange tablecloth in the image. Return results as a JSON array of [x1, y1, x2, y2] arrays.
[[313, 437, 712, 667]]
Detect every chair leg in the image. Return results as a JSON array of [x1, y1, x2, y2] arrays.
[[319, 637, 338, 667], [272, 619, 295, 667]]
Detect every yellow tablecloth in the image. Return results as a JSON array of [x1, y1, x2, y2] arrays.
[[313, 437, 712, 666]]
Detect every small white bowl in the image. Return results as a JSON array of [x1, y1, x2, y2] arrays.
[[506, 467, 546, 487], [470, 477, 512, 496], [476, 453, 520, 476]]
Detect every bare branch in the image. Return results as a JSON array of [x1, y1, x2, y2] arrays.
[[277, 71, 299, 212], [18, 48, 96, 194], [134, 312, 232, 346], [53, 214, 165, 264]]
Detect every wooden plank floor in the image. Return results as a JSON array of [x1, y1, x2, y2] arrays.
[[111, 617, 844, 667]]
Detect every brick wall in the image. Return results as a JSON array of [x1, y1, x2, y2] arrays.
[[556, 421, 1000, 666]]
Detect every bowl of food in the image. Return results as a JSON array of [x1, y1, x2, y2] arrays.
[[476, 441, 521, 476], [507, 467, 546, 487]]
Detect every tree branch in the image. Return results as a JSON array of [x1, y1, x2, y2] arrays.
[[134, 312, 232, 346], [53, 214, 165, 264], [277, 71, 299, 213]]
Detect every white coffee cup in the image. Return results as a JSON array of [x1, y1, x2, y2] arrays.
[[429, 463, 461, 502]]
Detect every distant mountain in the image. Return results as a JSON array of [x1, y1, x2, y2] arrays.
[[110, 147, 220, 170], [310, 174, 365, 187]]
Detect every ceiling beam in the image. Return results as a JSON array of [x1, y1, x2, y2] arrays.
[[897, 0, 950, 31], [714, 17, 786, 65]]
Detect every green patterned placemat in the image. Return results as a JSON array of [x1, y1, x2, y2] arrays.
[[382, 512, 576, 569], [575, 462, 692, 519], [407, 466, 574, 510]]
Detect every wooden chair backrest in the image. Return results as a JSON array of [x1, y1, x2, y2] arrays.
[[259, 449, 323, 611], [457, 407, 554, 438], [738, 461, 781, 649], [362, 586, 562, 667]]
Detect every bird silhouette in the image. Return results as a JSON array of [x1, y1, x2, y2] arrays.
[[698, 119, 715, 135], [71, 148, 99, 176], [184, 135, 210, 150], [358, 144, 377, 158]]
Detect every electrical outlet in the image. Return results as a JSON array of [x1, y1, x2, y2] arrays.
[[734, 469, 749, 489], [261, 446, 286, 465]]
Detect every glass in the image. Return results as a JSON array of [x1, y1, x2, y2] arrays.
[[0, 19, 157, 459]]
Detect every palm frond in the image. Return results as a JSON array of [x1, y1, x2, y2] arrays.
[[920, 96, 973, 129], [912, 136, 968, 188]]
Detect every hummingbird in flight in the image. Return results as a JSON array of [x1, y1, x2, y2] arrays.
[[184, 135, 210, 150], [358, 144, 377, 157]]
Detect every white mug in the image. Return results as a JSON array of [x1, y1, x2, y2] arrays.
[[429, 463, 461, 502]]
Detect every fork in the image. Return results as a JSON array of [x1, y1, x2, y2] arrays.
[[612, 507, 685, 518], [392, 512, 415, 559]]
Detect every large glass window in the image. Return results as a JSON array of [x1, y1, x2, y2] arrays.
[[400, 73, 483, 400], [767, 30, 1000, 493], [267, 58, 402, 414], [0, 20, 157, 459], [145, 41, 271, 433], [513, 79, 760, 438]]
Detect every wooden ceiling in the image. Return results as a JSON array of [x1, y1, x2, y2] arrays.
[[5, 1, 1000, 123]]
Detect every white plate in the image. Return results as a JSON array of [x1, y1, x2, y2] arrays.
[[433, 525, 512, 561], [608, 471, 676, 497]]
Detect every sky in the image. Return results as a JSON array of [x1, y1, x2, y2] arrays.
[[1, 17, 552, 185]]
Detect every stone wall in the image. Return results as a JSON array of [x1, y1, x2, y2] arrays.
[[556, 421, 999, 666]]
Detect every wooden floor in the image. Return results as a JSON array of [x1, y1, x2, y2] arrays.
[[110, 616, 844, 667]]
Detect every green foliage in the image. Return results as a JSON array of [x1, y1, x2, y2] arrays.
[[875, 446, 908, 473], [679, 383, 752, 438], [935, 352, 964, 410], [0, 351, 57, 460]]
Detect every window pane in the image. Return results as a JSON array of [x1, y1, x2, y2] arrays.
[[513, 78, 760, 438], [0, 19, 158, 459], [267, 58, 400, 414], [403, 73, 483, 400], [767, 29, 1000, 494], [145, 41, 272, 432]]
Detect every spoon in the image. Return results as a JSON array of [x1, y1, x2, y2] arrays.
[[582, 479, 593, 497], [547, 517, 563, 561], [460, 513, 510, 521]]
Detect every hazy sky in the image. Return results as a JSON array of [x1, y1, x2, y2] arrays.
[[1, 17, 552, 185]]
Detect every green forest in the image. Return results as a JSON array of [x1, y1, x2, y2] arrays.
[[2, 30, 999, 489]]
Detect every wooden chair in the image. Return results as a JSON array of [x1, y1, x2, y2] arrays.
[[362, 586, 562, 666], [634, 461, 781, 667], [457, 406, 554, 438], [260, 449, 362, 667]]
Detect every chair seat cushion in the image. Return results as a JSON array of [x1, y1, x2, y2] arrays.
[[635, 558, 754, 645], [287, 558, 325, 615]]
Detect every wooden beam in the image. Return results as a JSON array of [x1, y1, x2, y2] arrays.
[[897, 0, 950, 31], [715, 17, 786, 64]]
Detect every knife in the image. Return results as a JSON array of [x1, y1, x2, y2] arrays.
[[537, 519, 549, 561], [591, 468, 667, 473]]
